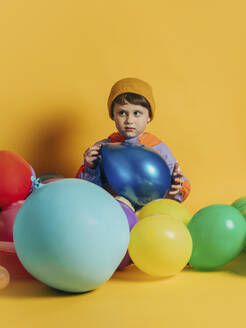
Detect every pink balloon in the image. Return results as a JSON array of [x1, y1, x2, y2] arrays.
[[0, 244, 33, 279], [42, 178, 63, 184], [0, 241, 16, 254], [0, 200, 24, 242]]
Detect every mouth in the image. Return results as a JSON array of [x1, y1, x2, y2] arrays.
[[125, 127, 135, 131]]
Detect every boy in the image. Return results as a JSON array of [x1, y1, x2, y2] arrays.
[[76, 78, 191, 203]]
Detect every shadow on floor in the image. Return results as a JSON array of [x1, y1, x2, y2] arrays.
[[112, 264, 171, 283], [0, 253, 94, 298]]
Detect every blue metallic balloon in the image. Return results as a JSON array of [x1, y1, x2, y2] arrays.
[[100, 142, 171, 209]]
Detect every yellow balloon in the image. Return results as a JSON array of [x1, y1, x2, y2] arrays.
[[0, 266, 10, 290], [128, 214, 192, 277], [137, 199, 191, 225]]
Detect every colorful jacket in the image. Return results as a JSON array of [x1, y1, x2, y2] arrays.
[[76, 132, 191, 202]]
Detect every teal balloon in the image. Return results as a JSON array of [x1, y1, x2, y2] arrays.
[[188, 204, 246, 269], [13, 178, 129, 293]]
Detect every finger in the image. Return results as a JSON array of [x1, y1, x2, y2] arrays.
[[170, 184, 182, 190], [168, 190, 180, 195], [174, 178, 184, 184], [174, 162, 180, 171], [87, 147, 100, 154], [87, 154, 99, 161], [173, 166, 180, 176], [88, 150, 100, 156], [90, 145, 101, 151], [174, 162, 179, 170], [173, 173, 184, 180], [90, 143, 102, 149]]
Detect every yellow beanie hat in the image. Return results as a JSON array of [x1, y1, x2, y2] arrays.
[[107, 77, 155, 120]]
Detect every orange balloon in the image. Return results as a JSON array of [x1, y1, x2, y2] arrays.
[[0, 266, 10, 289], [115, 196, 135, 212]]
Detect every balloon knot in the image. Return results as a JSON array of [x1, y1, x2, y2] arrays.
[[31, 176, 41, 189]]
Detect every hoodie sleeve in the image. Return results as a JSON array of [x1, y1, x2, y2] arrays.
[[152, 142, 191, 202], [75, 138, 110, 187]]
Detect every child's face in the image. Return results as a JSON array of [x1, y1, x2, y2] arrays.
[[112, 101, 150, 138]]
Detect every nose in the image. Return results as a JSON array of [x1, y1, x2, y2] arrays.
[[125, 114, 134, 124]]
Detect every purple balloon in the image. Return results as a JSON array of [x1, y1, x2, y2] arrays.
[[117, 201, 139, 270]]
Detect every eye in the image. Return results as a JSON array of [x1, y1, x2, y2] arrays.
[[134, 111, 142, 116], [118, 110, 126, 116]]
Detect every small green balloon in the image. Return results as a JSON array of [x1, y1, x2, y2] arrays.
[[232, 197, 246, 250], [232, 197, 246, 218], [188, 204, 246, 269]]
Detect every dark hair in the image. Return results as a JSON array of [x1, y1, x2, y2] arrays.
[[111, 93, 152, 119]]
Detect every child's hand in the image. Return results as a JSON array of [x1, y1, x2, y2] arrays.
[[84, 144, 102, 169], [167, 162, 184, 196]]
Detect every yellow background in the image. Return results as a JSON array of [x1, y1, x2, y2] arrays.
[[1, 1, 246, 327]]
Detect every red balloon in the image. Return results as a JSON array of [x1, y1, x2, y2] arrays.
[[42, 178, 63, 184], [0, 200, 24, 241], [0, 151, 32, 209]]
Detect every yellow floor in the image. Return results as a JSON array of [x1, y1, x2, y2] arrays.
[[1, 251, 246, 328]]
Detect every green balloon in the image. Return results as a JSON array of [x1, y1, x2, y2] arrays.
[[188, 204, 246, 269], [232, 197, 246, 250], [232, 197, 246, 218]]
